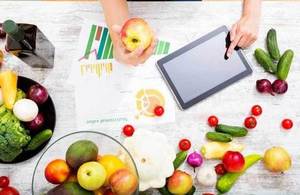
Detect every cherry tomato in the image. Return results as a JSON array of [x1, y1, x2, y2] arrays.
[[154, 106, 164, 117], [0, 187, 19, 195], [207, 115, 219, 127], [122, 124, 135, 136], [282, 119, 293, 130], [244, 116, 257, 129], [251, 105, 262, 116], [0, 176, 9, 188], [214, 163, 227, 175], [178, 139, 191, 151], [222, 151, 245, 173]]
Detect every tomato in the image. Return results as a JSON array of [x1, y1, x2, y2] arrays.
[[154, 106, 164, 117], [244, 116, 257, 129], [214, 163, 227, 175], [222, 151, 245, 173], [207, 115, 219, 127], [122, 124, 135, 136], [0, 176, 9, 188], [0, 187, 19, 195], [251, 105, 262, 116], [282, 119, 293, 130], [178, 139, 191, 151]]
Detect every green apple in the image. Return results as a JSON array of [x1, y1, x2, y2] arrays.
[[77, 162, 107, 191]]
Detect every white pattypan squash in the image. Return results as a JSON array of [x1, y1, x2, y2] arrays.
[[121, 130, 176, 191]]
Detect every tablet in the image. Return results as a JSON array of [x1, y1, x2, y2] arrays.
[[157, 25, 252, 110]]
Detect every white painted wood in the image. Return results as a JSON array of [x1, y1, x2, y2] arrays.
[[0, 1, 300, 194]]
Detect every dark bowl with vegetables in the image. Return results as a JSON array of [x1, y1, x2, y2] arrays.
[[0, 76, 55, 164]]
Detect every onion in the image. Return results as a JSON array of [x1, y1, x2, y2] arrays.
[[187, 151, 203, 168], [27, 84, 49, 105], [26, 113, 45, 132], [272, 79, 288, 94], [256, 79, 274, 95]]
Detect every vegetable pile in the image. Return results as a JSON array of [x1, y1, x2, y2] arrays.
[[0, 70, 53, 162], [255, 28, 294, 95]]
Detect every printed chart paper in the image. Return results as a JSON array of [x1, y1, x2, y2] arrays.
[[72, 23, 175, 129]]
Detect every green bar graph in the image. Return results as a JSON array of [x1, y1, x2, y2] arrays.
[[84, 25, 97, 58], [97, 28, 108, 59], [103, 34, 112, 59]]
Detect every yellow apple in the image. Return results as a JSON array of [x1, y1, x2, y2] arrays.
[[77, 162, 107, 191], [120, 18, 153, 52]]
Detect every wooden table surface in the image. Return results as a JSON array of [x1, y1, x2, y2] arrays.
[[1, 1, 300, 195]]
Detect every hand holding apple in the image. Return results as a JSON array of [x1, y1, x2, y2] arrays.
[[111, 18, 157, 66]]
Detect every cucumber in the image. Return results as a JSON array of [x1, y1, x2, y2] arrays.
[[206, 132, 232, 142], [267, 29, 281, 61], [173, 151, 188, 169], [215, 124, 248, 137], [26, 129, 53, 151], [254, 48, 277, 73], [217, 154, 262, 194], [277, 49, 294, 80]]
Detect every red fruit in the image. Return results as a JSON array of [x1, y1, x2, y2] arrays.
[[208, 115, 219, 127], [0, 187, 19, 195], [0, 176, 9, 188], [222, 151, 245, 173], [282, 119, 293, 130], [154, 106, 164, 117], [122, 124, 135, 136], [244, 116, 257, 129], [45, 159, 70, 184], [251, 105, 262, 116], [178, 139, 191, 151], [214, 163, 227, 175]]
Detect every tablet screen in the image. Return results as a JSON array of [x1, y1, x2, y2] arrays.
[[162, 31, 248, 104]]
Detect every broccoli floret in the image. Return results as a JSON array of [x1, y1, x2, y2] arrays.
[[0, 107, 31, 162], [0, 135, 23, 162], [15, 89, 26, 102]]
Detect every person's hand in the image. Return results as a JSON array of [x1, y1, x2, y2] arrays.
[[227, 15, 259, 57], [111, 25, 157, 66]]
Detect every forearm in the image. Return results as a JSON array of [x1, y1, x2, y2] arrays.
[[100, 0, 129, 43], [242, 0, 261, 19]]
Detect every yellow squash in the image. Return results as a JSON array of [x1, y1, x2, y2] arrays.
[[0, 70, 18, 109], [201, 141, 245, 159]]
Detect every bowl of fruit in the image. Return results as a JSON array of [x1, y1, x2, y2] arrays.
[[0, 70, 55, 163], [32, 131, 139, 195]]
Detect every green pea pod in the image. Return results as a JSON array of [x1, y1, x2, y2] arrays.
[[173, 151, 188, 169]]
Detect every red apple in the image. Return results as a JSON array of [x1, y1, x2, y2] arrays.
[[45, 159, 70, 184], [222, 151, 245, 173], [120, 18, 153, 52], [109, 169, 138, 195], [167, 170, 193, 194]]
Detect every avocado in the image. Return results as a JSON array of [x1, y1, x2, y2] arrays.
[[66, 140, 98, 169], [47, 182, 93, 195]]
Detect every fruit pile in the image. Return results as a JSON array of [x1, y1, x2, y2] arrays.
[[0, 70, 53, 162], [0, 176, 19, 195], [255, 29, 294, 95], [44, 140, 138, 195]]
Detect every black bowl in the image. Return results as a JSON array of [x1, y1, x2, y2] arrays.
[[0, 76, 56, 164]]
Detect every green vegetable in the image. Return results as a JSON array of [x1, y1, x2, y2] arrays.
[[267, 29, 281, 61], [217, 154, 262, 194], [215, 124, 248, 137], [15, 89, 26, 102], [206, 132, 232, 142], [26, 129, 53, 151], [0, 105, 31, 162], [186, 186, 196, 195], [173, 151, 188, 169], [255, 48, 277, 73], [277, 49, 294, 80], [158, 186, 172, 195]]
